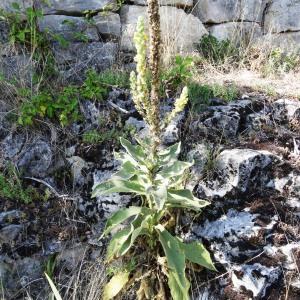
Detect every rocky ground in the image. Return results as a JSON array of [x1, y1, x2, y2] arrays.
[[0, 88, 300, 299]]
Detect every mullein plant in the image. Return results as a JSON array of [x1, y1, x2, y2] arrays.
[[92, 10, 215, 300]]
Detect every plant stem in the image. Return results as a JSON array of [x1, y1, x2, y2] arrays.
[[147, 0, 161, 153]]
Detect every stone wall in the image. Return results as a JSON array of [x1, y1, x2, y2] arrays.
[[0, 0, 300, 77]]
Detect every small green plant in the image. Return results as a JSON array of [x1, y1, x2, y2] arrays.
[[161, 55, 194, 96], [82, 124, 137, 145], [263, 48, 300, 76], [0, 165, 36, 204], [82, 69, 130, 101], [197, 35, 238, 65], [93, 17, 215, 300], [18, 86, 80, 126], [188, 82, 238, 112]]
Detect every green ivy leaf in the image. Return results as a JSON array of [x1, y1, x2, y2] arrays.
[[155, 224, 190, 300], [103, 271, 129, 300]]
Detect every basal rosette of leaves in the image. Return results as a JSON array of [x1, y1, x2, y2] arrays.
[[92, 138, 216, 300]]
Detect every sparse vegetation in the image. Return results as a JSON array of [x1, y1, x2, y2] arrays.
[[0, 165, 37, 204]]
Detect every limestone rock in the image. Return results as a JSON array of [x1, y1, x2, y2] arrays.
[[0, 55, 34, 83], [208, 22, 262, 42], [93, 12, 121, 40], [264, 0, 300, 34], [38, 15, 99, 42], [53, 42, 118, 81], [15, 258, 42, 287], [133, 0, 193, 7], [0, 225, 23, 244], [193, 0, 265, 24], [196, 149, 274, 198], [17, 139, 52, 178], [0, 0, 32, 12], [263, 32, 300, 51], [37, 0, 117, 15], [120, 5, 207, 53]]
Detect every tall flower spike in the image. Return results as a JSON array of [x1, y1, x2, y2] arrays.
[[164, 86, 189, 126], [130, 17, 151, 124]]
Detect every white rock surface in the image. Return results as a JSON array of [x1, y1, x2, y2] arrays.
[[196, 149, 274, 198], [194, 0, 265, 24], [133, 0, 193, 6], [37, 0, 117, 15], [208, 22, 262, 42], [120, 5, 207, 53], [264, 0, 300, 34]]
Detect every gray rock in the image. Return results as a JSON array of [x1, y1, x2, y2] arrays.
[[125, 117, 146, 132], [133, 0, 193, 6], [231, 263, 281, 298], [202, 106, 241, 138], [80, 100, 101, 126], [0, 0, 32, 12], [0, 224, 23, 244], [273, 98, 300, 123], [2, 133, 25, 159], [0, 55, 34, 83], [120, 5, 207, 53], [208, 22, 262, 42], [53, 42, 118, 82], [38, 15, 99, 42], [67, 156, 91, 189], [0, 257, 14, 292], [0, 21, 9, 43], [194, 0, 265, 24], [37, 0, 118, 15], [57, 244, 88, 270], [0, 100, 12, 140], [93, 12, 121, 40], [0, 210, 21, 225], [264, 0, 300, 34], [15, 258, 42, 287], [17, 139, 52, 177], [261, 32, 300, 52], [196, 148, 274, 198]]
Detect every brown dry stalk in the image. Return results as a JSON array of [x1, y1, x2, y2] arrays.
[[147, 0, 162, 152]]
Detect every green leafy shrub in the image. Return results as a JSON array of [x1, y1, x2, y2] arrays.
[[188, 82, 238, 112], [0, 165, 36, 204], [161, 55, 193, 96], [197, 35, 238, 64], [82, 69, 130, 101], [18, 86, 80, 126], [92, 17, 215, 300], [263, 48, 300, 76]]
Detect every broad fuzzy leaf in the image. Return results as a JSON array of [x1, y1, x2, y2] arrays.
[[106, 225, 134, 261], [157, 161, 192, 180], [155, 224, 190, 300], [92, 179, 145, 197], [150, 184, 168, 210], [114, 161, 137, 180], [102, 206, 151, 237], [166, 189, 210, 211], [120, 138, 148, 166], [103, 271, 129, 300], [158, 143, 181, 165], [179, 241, 216, 271]]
